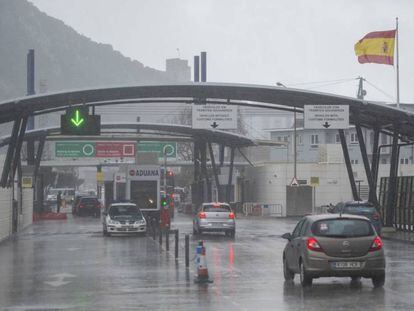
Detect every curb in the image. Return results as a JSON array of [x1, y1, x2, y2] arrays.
[[381, 235, 414, 245]]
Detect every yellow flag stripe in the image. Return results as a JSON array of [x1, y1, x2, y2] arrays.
[[354, 37, 395, 57]]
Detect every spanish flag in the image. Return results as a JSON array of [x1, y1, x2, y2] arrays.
[[354, 30, 396, 65]]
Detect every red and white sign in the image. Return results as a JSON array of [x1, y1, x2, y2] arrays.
[[95, 142, 135, 158], [290, 177, 299, 187]]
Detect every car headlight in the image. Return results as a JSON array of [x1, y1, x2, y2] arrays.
[[135, 219, 146, 225], [108, 218, 120, 225]]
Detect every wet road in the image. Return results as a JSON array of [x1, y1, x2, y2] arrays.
[[1, 212, 414, 310]]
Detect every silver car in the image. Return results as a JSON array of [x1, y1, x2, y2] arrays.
[[193, 202, 236, 237], [103, 203, 147, 236], [282, 214, 385, 287]]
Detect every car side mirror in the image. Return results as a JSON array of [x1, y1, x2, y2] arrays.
[[281, 233, 292, 241]]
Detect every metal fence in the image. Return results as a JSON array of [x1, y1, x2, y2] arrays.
[[242, 203, 283, 217], [379, 176, 414, 232]]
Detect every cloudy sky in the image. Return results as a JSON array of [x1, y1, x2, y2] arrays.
[[31, 0, 414, 103]]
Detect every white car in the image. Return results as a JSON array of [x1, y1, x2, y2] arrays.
[[102, 203, 147, 236]]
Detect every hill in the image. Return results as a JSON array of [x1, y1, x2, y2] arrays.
[[0, 0, 176, 102]]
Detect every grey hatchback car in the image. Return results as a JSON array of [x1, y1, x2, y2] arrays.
[[282, 214, 385, 287], [193, 202, 236, 237], [328, 201, 382, 236]]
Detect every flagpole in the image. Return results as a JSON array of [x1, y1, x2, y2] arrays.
[[396, 17, 400, 109]]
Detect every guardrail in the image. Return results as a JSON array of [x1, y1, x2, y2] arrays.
[[242, 202, 282, 217]]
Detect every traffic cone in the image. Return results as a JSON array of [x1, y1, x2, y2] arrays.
[[194, 241, 213, 284]]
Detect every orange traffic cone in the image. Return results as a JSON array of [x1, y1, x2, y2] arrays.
[[194, 241, 213, 284]]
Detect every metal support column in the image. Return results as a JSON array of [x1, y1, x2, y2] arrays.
[[33, 135, 46, 181], [200, 142, 211, 202], [226, 147, 235, 203], [371, 128, 381, 203], [386, 131, 399, 226], [338, 129, 359, 201], [1, 118, 21, 188], [8, 117, 28, 187], [355, 123, 378, 205], [208, 143, 221, 201]]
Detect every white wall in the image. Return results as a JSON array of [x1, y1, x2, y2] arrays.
[[0, 187, 12, 242], [20, 188, 33, 230], [244, 162, 414, 212]]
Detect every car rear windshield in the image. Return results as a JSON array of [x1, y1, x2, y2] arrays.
[[343, 205, 376, 214], [203, 204, 231, 212], [109, 205, 142, 217], [81, 198, 98, 203], [312, 219, 374, 238]]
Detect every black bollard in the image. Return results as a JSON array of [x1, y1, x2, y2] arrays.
[[185, 234, 190, 268], [175, 230, 179, 259], [166, 230, 170, 251]]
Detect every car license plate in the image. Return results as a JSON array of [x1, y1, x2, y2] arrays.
[[331, 262, 361, 269]]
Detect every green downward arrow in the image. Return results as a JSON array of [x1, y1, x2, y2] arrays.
[[70, 110, 85, 127]]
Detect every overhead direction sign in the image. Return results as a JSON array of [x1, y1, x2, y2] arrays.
[[60, 107, 101, 135], [304, 105, 349, 129], [192, 103, 237, 129], [55, 141, 136, 158], [137, 141, 177, 159]]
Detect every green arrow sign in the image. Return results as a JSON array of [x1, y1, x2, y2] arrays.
[[70, 109, 85, 127]]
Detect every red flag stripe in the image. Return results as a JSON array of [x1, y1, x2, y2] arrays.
[[362, 30, 396, 40], [358, 55, 394, 65]]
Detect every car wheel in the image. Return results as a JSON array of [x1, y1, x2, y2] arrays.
[[283, 256, 294, 281], [299, 259, 313, 287], [372, 273, 385, 288]]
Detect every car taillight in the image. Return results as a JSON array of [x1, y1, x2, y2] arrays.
[[373, 213, 380, 221], [307, 237, 323, 252], [79, 204, 84, 209], [229, 212, 235, 219], [199, 212, 206, 219], [369, 236, 383, 251]]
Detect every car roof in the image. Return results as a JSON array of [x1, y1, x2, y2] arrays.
[[305, 213, 371, 222], [109, 202, 137, 207], [342, 200, 374, 206], [202, 202, 230, 206]]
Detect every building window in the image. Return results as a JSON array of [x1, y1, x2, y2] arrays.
[[351, 159, 359, 164], [311, 134, 319, 145], [381, 134, 388, 145], [350, 133, 358, 144], [335, 134, 340, 143], [298, 135, 303, 145], [400, 158, 409, 165]]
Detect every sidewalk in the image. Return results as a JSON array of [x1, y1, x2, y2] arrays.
[[382, 229, 414, 244]]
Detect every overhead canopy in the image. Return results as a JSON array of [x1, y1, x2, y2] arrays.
[[0, 122, 273, 148], [0, 82, 413, 140]]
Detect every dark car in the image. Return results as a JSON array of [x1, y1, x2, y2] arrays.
[[73, 196, 102, 217], [328, 201, 382, 235], [282, 214, 385, 288]]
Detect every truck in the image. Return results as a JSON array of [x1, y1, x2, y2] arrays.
[[125, 165, 161, 224]]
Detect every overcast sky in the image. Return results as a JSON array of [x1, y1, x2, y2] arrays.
[[30, 0, 414, 103]]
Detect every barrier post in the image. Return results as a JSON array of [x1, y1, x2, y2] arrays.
[[185, 234, 189, 268], [175, 230, 179, 259], [166, 230, 170, 251]]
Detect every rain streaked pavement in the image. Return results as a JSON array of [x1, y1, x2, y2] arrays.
[[1, 212, 414, 311]]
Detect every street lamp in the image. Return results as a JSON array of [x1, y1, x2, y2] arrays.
[[276, 82, 297, 181]]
